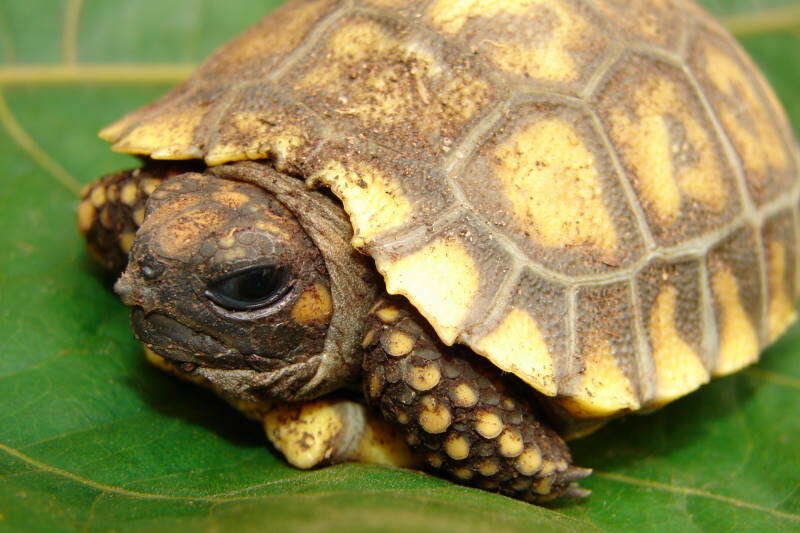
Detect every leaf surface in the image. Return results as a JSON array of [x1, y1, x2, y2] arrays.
[[1, 1, 799, 531]]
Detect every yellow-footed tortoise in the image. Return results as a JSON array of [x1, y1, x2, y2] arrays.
[[77, 0, 800, 503]]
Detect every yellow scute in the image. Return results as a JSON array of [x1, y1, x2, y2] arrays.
[[605, 72, 727, 225], [711, 263, 760, 375], [206, 113, 304, 166], [313, 160, 412, 246], [494, 118, 618, 252], [99, 113, 141, 143], [560, 335, 639, 417], [381, 239, 478, 345], [426, 0, 590, 82], [767, 240, 797, 342], [474, 309, 556, 396], [648, 285, 709, 406], [700, 41, 788, 182], [113, 108, 204, 159]]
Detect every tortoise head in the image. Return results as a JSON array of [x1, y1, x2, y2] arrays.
[[114, 171, 352, 401]]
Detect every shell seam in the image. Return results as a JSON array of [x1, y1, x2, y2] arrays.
[[679, 26, 771, 349], [628, 277, 654, 404], [586, 103, 657, 251], [698, 255, 720, 372], [200, 2, 354, 152]]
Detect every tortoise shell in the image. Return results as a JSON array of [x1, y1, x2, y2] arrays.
[[100, 0, 800, 419]]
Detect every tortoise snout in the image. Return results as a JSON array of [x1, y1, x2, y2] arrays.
[[114, 270, 159, 310], [113, 273, 135, 306]]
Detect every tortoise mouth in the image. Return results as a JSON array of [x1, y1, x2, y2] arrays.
[[131, 308, 238, 364], [131, 307, 325, 400]]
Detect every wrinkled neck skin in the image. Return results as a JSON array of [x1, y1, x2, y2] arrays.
[[211, 162, 382, 401], [123, 161, 381, 403]]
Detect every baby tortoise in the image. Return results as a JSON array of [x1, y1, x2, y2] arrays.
[[78, 0, 800, 503]]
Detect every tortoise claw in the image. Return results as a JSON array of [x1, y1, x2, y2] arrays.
[[562, 483, 592, 499], [558, 466, 593, 483]]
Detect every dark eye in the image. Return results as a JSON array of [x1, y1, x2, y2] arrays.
[[205, 265, 292, 311]]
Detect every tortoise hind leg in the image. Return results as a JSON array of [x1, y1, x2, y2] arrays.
[[77, 161, 201, 276], [362, 298, 591, 503]]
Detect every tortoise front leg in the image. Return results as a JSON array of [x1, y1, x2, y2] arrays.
[[77, 161, 201, 276], [263, 398, 419, 470], [144, 348, 419, 471], [362, 299, 591, 502]]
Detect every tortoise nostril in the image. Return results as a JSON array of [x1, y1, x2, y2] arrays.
[[114, 274, 135, 306]]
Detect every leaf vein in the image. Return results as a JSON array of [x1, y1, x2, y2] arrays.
[[745, 367, 800, 389], [596, 472, 800, 523], [61, 0, 84, 65], [0, 89, 81, 195]]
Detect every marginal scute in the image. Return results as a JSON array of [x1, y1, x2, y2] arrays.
[[560, 334, 639, 417], [206, 113, 305, 166], [648, 284, 709, 405], [381, 238, 479, 345], [474, 308, 556, 396], [763, 213, 799, 342], [766, 240, 797, 342], [563, 283, 641, 417], [710, 262, 760, 376], [689, 30, 794, 205], [102, 0, 340, 164], [312, 159, 412, 247], [112, 105, 205, 159]]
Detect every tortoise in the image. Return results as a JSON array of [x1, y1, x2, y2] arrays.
[[77, 0, 800, 503]]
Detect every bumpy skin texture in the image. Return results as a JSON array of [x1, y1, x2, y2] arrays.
[[78, 161, 211, 276], [363, 298, 590, 502], [78, 166, 159, 276], [116, 171, 338, 401]]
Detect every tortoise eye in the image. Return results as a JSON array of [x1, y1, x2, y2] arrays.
[[205, 265, 292, 311]]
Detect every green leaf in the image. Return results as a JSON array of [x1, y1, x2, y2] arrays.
[[1, 1, 799, 531]]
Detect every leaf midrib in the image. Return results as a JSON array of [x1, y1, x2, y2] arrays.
[[2, 439, 797, 525]]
